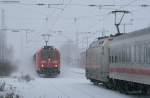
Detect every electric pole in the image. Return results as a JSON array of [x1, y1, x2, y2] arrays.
[[0, 9, 6, 62], [74, 17, 79, 47]]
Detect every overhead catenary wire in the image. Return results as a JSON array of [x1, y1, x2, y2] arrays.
[[49, 0, 73, 32], [43, 0, 150, 37], [1, 0, 150, 38], [1, 1, 150, 8], [87, 0, 147, 32], [119, 0, 140, 9]]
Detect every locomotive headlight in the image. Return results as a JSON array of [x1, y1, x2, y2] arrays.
[[54, 65, 58, 67], [41, 64, 44, 68]]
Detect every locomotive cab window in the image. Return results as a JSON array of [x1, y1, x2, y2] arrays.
[[41, 49, 56, 60]]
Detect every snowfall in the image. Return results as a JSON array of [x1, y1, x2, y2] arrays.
[[1, 62, 150, 98]]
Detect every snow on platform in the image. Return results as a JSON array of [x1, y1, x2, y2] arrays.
[[1, 67, 150, 98]]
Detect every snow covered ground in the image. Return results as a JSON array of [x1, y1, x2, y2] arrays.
[[1, 66, 150, 98]]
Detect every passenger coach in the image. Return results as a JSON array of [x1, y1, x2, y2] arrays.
[[85, 27, 150, 93]]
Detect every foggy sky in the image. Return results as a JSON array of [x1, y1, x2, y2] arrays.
[[0, 0, 150, 59]]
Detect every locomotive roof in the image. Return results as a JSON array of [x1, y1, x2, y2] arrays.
[[111, 27, 150, 41]]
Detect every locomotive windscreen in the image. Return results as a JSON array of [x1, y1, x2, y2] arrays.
[[41, 49, 56, 60]]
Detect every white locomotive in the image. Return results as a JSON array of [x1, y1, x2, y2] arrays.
[[85, 27, 150, 93]]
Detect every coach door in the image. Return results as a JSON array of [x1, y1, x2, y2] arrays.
[[100, 45, 109, 82]]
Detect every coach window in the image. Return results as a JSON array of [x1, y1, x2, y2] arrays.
[[138, 46, 141, 63], [136, 45, 138, 63], [125, 47, 127, 63], [112, 49, 115, 63], [148, 46, 150, 64], [123, 48, 126, 63], [120, 48, 122, 63], [126, 47, 128, 63], [118, 50, 120, 63], [109, 55, 111, 63], [134, 45, 137, 63], [131, 46, 134, 63], [146, 46, 148, 64], [122, 48, 125, 63], [109, 49, 111, 63], [139, 45, 143, 63], [126, 47, 129, 63], [111, 49, 113, 63], [141, 45, 144, 63], [139, 46, 142, 63], [146, 47, 148, 64], [144, 45, 146, 63], [141, 45, 144, 64], [119, 50, 121, 63], [109, 48, 111, 63], [123, 48, 125, 63], [139, 45, 142, 63], [130, 46, 132, 63], [117, 49, 119, 63], [128, 47, 131, 63], [117, 51, 119, 63], [129, 46, 131, 63], [110, 49, 113, 63], [115, 49, 117, 63], [137, 46, 140, 63], [113, 49, 115, 63], [149, 47, 150, 64]]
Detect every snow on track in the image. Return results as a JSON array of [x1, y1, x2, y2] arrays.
[[2, 66, 150, 98]]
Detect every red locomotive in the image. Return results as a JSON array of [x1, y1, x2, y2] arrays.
[[34, 46, 60, 77]]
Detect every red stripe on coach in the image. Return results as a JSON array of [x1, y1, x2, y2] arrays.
[[110, 67, 150, 76]]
